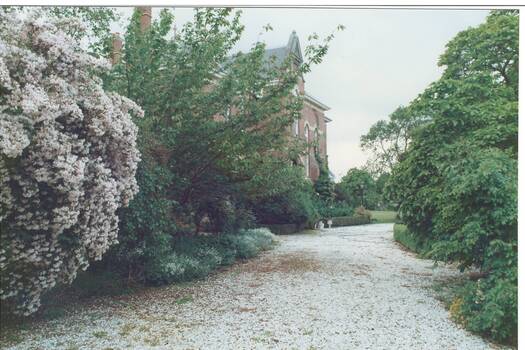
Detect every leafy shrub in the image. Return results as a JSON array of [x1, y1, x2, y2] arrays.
[[315, 200, 354, 219], [370, 210, 398, 223], [111, 162, 179, 283], [393, 224, 429, 254], [459, 267, 517, 344], [331, 215, 370, 227], [42, 267, 133, 304], [0, 12, 142, 315], [144, 228, 276, 285], [385, 11, 517, 345], [252, 187, 319, 227], [336, 168, 380, 209], [265, 223, 314, 235]]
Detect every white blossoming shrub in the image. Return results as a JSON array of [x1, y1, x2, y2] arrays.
[[0, 12, 143, 315]]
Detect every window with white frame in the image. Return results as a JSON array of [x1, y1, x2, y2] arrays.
[[293, 119, 299, 136], [304, 124, 309, 142], [304, 124, 310, 177]]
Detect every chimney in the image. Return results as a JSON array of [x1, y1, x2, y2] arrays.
[[111, 33, 122, 65], [138, 6, 152, 32]]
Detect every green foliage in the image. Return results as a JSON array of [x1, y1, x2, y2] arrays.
[[329, 206, 372, 227], [370, 210, 397, 224], [314, 154, 335, 203], [428, 147, 517, 270], [312, 153, 344, 220], [108, 8, 338, 234], [44, 267, 134, 303], [458, 264, 517, 344], [105, 8, 338, 280], [330, 215, 370, 227], [336, 168, 379, 209], [386, 10, 517, 344], [251, 172, 319, 227], [144, 228, 276, 285], [315, 201, 354, 219], [100, 8, 340, 288], [374, 173, 395, 210], [360, 106, 427, 176], [109, 162, 179, 283], [393, 224, 429, 254]]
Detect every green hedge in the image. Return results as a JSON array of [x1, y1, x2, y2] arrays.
[[370, 210, 398, 223], [393, 224, 429, 254], [265, 223, 304, 235], [331, 215, 371, 227]]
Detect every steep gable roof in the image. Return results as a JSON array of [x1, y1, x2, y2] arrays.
[[264, 30, 303, 67]]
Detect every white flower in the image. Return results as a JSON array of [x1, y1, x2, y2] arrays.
[[0, 10, 143, 315]]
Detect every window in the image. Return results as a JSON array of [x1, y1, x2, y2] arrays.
[[314, 128, 320, 153], [305, 154, 310, 178], [304, 124, 309, 142], [293, 120, 299, 136], [304, 124, 310, 177]]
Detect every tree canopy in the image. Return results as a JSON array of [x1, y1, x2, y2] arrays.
[[336, 168, 378, 209], [385, 10, 518, 343], [105, 8, 341, 282]]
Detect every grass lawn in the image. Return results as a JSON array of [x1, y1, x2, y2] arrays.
[[370, 210, 397, 223]]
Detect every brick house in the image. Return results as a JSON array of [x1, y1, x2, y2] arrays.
[[267, 31, 331, 181], [113, 8, 331, 182]]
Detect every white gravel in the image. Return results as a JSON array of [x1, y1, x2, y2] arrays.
[[3, 224, 502, 349]]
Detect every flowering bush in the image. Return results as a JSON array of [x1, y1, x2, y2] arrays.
[[0, 12, 142, 315]]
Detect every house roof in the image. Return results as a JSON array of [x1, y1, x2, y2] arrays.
[[305, 92, 331, 114], [265, 32, 330, 118], [221, 31, 331, 119], [263, 31, 303, 67]]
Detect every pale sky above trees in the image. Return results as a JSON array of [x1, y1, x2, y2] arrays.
[[112, 7, 489, 179]]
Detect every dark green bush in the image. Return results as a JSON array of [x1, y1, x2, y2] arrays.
[[384, 11, 517, 345], [370, 210, 398, 223], [335, 168, 380, 209], [144, 228, 276, 285], [264, 223, 302, 235], [393, 224, 429, 254], [331, 215, 370, 227], [252, 187, 319, 227], [315, 200, 354, 219]]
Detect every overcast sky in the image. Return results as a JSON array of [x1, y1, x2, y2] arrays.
[[112, 7, 489, 180]]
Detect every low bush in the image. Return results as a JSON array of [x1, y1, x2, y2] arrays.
[[264, 223, 303, 235], [393, 224, 429, 254], [451, 240, 517, 345], [145, 228, 276, 285], [370, 210, 398, 223], [252, 188, 319, 227], [315, 201, 354, 219], [331, 215, 370, 227]]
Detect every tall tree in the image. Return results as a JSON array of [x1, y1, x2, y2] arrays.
[[106, 8, 340, 280], [360, 105, 427, 176], [109, 8, 338, 229], [386, 10, 518, 343], [336, 168, 378, 209]]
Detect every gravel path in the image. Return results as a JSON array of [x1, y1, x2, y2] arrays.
[[5, 224, 498, 349]]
